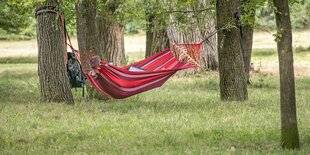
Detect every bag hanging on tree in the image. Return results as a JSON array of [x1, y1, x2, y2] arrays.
[[67, 52, 86, 88]]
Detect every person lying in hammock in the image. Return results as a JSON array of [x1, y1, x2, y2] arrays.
[[89, 56, 101, 78]]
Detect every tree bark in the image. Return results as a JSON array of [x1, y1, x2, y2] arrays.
[[196, 0, 218, 70], [36, 0, 74, 104], [240, 0, 255, 84], [167, 22, 201, 75], [200, 16, 218, 70], [273, 0, 300, 149], [97, 0, 125, 66], [241, 25, 254, 84], [97, 16, 126, 66], [167, 3, 217, 70], [167, 22, 201, 48], [216, 0, 248, 101], [145, 13, 170, 58], [76, 0, 101, 69], [167, 8, 202, 66], [76, 0, 106, 99]]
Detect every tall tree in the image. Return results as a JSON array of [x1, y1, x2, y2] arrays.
[[97, 0, 125, 66], [199, 16, 218, 70], [216, 0, 248, 101], [166, 5, 201, 49], [195, 0, 218, 70], [76, 0, 107, 99], [76, 0, 101, 66], [273, 0, 299, 149], [167, 11, 202, 75], [167, 0, 218, 70], [36, 0, 74, 104], [240, 0, 255, 84], [145, 1, 170, 58]]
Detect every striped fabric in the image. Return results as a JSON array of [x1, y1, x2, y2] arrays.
[[85, 48, 199, 99]]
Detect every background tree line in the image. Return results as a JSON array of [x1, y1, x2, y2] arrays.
[[0, 0, 309, 40]]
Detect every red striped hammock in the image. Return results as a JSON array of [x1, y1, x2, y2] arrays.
[[85, 43, 202, 99]]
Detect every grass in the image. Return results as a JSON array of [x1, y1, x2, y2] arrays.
[[0, 56, 37, 64], [252, 30, 310, 49], [0, 31, 310, 154], [0, 49, 310, 154]]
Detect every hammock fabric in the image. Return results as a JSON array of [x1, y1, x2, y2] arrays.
[[85, 43, 202, 99]]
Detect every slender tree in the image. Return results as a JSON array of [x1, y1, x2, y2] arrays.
[[216, 0, 248, 101], [273, 0, 299, 149], [240, 0, 255, 84], [36, 0, 74, 104]]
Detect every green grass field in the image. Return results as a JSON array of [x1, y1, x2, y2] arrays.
[[0, 32, 310, 154]]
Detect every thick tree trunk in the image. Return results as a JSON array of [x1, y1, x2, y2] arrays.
[[145, 14, 170, 58], [97, 16, 125, 66], [36, 0, 74, 104], [167, 9, 202, 67], [200, 16, 218, 70], [97, 1, 125, 66], [76, 0, 106, 99], [167, 24, 201, 48], [76, 0, 101, 68], [167, 23, 201, 75], [216, 0, 248, 101], [195, 0, 218, 69], [273, 0, 299, 149], [167, 4, 217, 70]]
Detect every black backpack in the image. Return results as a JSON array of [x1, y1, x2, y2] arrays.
[[67, 52, 86, 95]]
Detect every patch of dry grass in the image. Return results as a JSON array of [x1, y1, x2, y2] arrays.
[[253, 30, 310, 49], [0, 34, 146, 57], [1, 30, 309, 57]]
